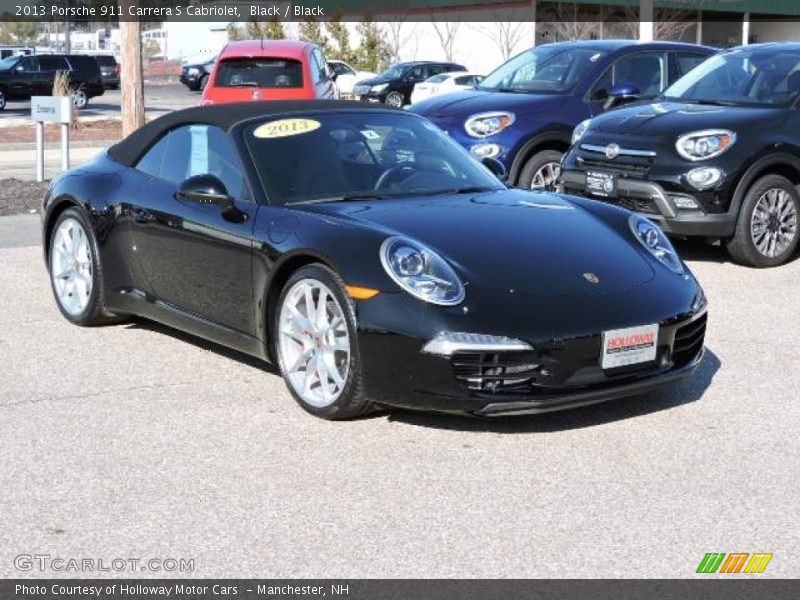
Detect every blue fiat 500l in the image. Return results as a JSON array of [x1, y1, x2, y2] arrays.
[[409, 40, 715, 189]]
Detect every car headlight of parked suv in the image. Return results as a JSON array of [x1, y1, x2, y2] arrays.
[[676, 129, 736, 161], [465, 112, 515, 138], [572, 118, 591, 145], [629, 215, 684, 275]]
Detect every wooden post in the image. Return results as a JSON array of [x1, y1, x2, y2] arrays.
[[120, 13, 145, 137]]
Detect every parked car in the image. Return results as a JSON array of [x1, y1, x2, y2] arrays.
[[410, 71, 484, 105], [561, 43, 800, 268], [42, 101, 707, 420], [409, 41, 715, 189], [0, 53, 104, 111], [180, 55, 216, 91], [327, 59, 376, 99], [0, 45, 35, 60], [94, 54, 120, 89], [354, 61, 468, 108], [201, 40, 335, 105]]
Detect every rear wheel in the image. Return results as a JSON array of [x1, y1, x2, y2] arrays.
[[726, 174, 799, 267], [0, 87, 7, 111], [517, 149, 563, 190], [274, 264, 373, 420], [199, 74, 209, 90], [48, 207, 116, 325], [384, 91, 404, 108]]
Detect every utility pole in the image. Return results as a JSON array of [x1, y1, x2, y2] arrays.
[[119, 14, 145, 137]]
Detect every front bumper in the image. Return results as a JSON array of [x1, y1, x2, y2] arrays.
[[357, 304, 707, 417], [559, 170, 736, 237]]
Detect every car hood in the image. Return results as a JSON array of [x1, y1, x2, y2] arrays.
[[299, 189, 655, 297], [356, 75, 394, 87], [408, 89, 565, 120], [591, 100, 786, 137]]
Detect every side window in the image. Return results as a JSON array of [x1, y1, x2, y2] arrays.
[[426, 65, 445, 78], [407, 66, 425, 81], [591, 52, 666, 99], [455, 75, 479, 86], [17, 57, 38, 72], [670, 52, 708, 84], [135, 125, 246, 199], [39, 57, 68, 71]]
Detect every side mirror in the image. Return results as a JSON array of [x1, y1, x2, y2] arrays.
[[481, 156, 507, 181], [176, 174, 247, 222], [605, 83, 641, 109]]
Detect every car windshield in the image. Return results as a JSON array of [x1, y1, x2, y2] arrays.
[[379, 64, 408, 80], [215, 57, 303, 88], [0, 55, 20, 70], [244, 111, 504, 205], [478, 45, 607, 94], [663, 47, 800, 106]]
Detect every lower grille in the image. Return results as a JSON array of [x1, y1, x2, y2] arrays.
[[451, 314, 706, 396], [672, 313, 707, 367], [452, 351, 560, 392]]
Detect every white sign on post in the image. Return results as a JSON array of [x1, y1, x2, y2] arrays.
[[31, 96, 73, 182]]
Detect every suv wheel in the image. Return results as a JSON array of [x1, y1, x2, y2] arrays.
[[727, 174, 799, 267], [199, 74, 209, 90], [0, 87, 6, 111], [384, 91, 404, 108], [518, 150, 563, 190], [71, 89, 88, 110]]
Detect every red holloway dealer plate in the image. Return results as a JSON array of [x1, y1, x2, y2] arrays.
[[601, 324, 658, 369]]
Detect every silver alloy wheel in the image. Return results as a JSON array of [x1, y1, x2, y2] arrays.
[[72, 89, 87, 109], [530, 162, 561, 190], [385, 92, 403, 108], [750, 187, 798, 258], [0, 90, 6, 110], [50, 217, 93, 316], [277, 278, 351, 408]]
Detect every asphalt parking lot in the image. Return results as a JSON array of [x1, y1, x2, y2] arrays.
[[0, 83, 198, 122], [0, 214, 798, 578]]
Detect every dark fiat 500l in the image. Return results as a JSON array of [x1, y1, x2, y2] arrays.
[[561, 43, 800, 268], [410, 41, 714, 189], [41, 102, 706, 420]]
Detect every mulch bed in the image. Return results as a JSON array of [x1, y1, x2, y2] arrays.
[[2, 119, 122, 144], [0, 179, 50, 216]]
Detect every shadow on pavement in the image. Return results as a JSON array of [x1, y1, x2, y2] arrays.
[[122, 318, 278, 375], [385, 348, 721, 433]]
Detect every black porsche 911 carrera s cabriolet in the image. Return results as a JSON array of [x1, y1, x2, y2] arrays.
[[42, 101, 708, 419]]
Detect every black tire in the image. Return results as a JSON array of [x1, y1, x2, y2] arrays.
[[0, 86, 7, 111], [199, 74, 209, 90], [273, 264, 373, 420], [384, 91, 404, 108], [48, 207, 118, 326], [726, 174, 800, 268], [517, 149, 564, 190]]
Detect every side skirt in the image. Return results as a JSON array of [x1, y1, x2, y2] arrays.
[[108, 288, 269, 362]]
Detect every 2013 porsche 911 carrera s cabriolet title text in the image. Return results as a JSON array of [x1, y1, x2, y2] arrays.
[[41, 101, 708, 420]]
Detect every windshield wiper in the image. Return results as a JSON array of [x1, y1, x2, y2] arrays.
[[426, 186, 499, 196]]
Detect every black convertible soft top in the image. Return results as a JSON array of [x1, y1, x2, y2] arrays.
[[107, 100, 391, 167]]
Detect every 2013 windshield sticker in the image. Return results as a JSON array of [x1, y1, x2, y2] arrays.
[[254, 119, 321, 139]]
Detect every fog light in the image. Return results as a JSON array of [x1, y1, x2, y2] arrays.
[[686, 167, 723, 190], [672, 195, 699, 209], [471, 143, 501, 158]]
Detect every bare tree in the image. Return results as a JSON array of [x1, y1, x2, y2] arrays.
[[619, 7, 696, 41], [430, 19, 461, 62], [384, 19, 419, 63], [472, 16, 528, 61], [538, 2, 600, 42]]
